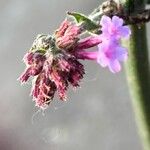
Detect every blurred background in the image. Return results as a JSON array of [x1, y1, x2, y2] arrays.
[[0, 0, 150, 150]]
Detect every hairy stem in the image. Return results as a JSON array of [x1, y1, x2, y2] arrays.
[[125, 24, 150, 150], [122, 0, 150, 149]]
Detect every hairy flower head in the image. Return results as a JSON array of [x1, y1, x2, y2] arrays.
[[19, 15, 131, 109]]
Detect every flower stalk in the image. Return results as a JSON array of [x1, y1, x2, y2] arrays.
[[125, 25, 150, 150]]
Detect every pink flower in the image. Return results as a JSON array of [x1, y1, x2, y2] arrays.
[[97, 40, 128, 73], [19, 16, 131, 109], [73, 36, 102, 60], [75, 16, 131, 73], [75, 50, 98, 60], [75, 36, 102, 50], [100, 15, 131, 40], [75, 39, 128, 73], [97, 15, 131, 73]]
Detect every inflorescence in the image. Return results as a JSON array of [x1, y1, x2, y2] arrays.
[[19, 13, 131, 109]]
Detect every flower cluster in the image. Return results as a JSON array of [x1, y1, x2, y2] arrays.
[[76, 15, 131, 73], [19, 15, 131, 109], [97, 15, 131, 73], [19, 21, 87, 109], [20, 52, 85, 109]]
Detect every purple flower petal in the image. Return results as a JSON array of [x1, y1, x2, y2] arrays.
[[112, 16, 123, 27], [116, 46, 128, 61], [118, 26, 131, 38], [100, 15, 131, 40], [96, 15, 131, 73], [100, 15, 111, 27], [108, 60, 121, 73], [97, 50, 109, 67]]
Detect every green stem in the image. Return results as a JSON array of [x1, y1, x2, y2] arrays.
[[122, 0, 150, 150], [125, 24, 150, 150]]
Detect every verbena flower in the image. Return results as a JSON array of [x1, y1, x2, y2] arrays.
[[19, 16, 131, 109], [97, 15, 131, 73], [100, 15, 131, 40], [75, 15, 131, 73], [97, 40, 128, 73]]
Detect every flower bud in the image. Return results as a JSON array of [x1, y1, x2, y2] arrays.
[[55, 20, 81, 50]]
